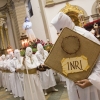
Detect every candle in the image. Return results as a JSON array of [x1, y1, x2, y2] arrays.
[[22, 40, 25, 47]]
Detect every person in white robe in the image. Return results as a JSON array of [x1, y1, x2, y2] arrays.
[[23, 17, 36, 42], [3, 55, 8, 91], [51, 12, 100, 100], [36, 43, 58, 96], [22, 47, 46, 100], [0, 57, 3, 88], [8, 52, 17, 97], [1, 55, 6, 89], [3, 55, 11, 91], [57, 73, 67, 87], [5, 55, 11, 92], [13, 49, 24, 100]]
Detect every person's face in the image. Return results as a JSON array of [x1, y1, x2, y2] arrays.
[[2, 55, 5, 60], [57, 28, 63, 36], [9, 55, 13, 59], [6, 55, 9, 60], [15, 51, 20, 58], [25, 17, 29, 22], [37, 44, 44, 54], [57, 33, 60, 36], [28, 49, 32, 57]]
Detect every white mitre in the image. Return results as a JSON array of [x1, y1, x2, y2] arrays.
[[51, 12, 75, 33]]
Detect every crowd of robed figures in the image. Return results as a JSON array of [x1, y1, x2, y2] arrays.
[[0, 11, 100, 100], [0, 43, 63, 100]]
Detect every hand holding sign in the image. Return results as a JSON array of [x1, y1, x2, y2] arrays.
[[75, 79, 92, 88]]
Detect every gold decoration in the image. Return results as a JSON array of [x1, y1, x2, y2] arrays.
[[60, 3, 84, 26], [96, 0, 100, 15], [0, 15, 6, 19], [0, 26, 5, 49], [5, 28, 10, 46], [46, 0, 55, 6], [78, 14, 85, 27]]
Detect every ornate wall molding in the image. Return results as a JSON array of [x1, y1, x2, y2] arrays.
[[0, 0, 23, 49], [91, 0, 100, 20], [60, 3, 84, 26], [10, 0, 26, 48], [60, 3, 84, 14], [45, 0, 55, 7], [92, 0, 99, 14], [45, 0, 70, 7], [12, 0, 25, 7]]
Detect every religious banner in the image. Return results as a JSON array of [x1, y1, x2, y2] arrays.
[[45, 27, 100, 81], [61, 56, 90, 76]]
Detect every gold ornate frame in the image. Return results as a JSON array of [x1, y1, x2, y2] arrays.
[[0, 14, 10, 50], [60, 3, 84, 26]]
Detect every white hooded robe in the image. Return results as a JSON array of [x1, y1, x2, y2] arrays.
[[23, 47, 46, 100], [36, 43, 57, 90], [51, 12, 100, 100]]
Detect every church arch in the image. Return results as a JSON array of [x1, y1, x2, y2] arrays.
[[60, 3, 87, 26]]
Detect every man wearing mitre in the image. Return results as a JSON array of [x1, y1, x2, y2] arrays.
[[23, 16, 36, 42], [22, 47, 45, 100], [51, 12, 100, 100]]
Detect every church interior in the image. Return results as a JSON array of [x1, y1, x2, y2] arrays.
[[0, 0, 100, 100]]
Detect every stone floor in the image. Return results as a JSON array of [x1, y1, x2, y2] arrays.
[[45, 82, 69, 100], [0, 82, 69, 100], [0, 75, 69, 100]]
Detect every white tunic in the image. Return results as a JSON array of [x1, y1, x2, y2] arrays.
[[66, 26, 100, 100], [8, 58, 17, 96], [13, 57, 24, 97], [3, 59, 11, 91], [23, 22, 36, 41], [57, 73, 66, 82], [0, 60, 3, 87], [2, 60, 6, 89], [36, 50, 56, 90], [3, 59, 7, 89], [51, 12, 100, 100], [23, 55, 46, 100], [5, 59, 11, 91], [0, 71, 2, 87]]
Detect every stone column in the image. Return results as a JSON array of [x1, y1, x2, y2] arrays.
[[9, 0, 27, 49], [13, 0, 26, 34], [7, 4, 18, 48], [5, 26, 10, 47], [38, 0, 52, 41], [84, 16, 90, 23], [91, 14, 100, 20], [0, 26, 5, 49]]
